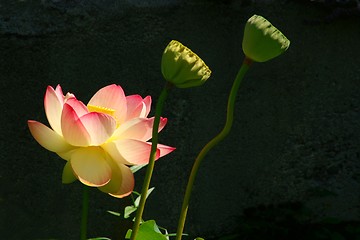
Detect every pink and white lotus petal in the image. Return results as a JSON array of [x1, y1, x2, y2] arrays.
[[44, 85, 65, 135], [108, 164, 134, 198], [110, 117, 168, 142], [70, 147, 112, 187], [28, 120, 73, 152], [156, 143, 176, 157], [99, 158, 134, 198], [54, 85, 65, 101], [88, 84, 127, 125], [80, 112, 116, 146], [102, 139, 160, 165], [57, 149, 77, 161], [142, 96, 152, 117], [62, 161, 77, 184], [61, 103, 91, 146], [28, 84, 175, 198], [126, 95, 152, 120], [65, 98, 89, 118]]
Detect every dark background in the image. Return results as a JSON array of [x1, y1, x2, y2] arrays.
[[1, 0, 360, 239]]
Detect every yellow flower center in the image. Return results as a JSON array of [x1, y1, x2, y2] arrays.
[[87, 105, 121, 129], [87, 105, 115, 116]]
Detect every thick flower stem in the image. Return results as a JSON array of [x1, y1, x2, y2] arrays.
[[80, 185, 89, 240], [130, 82, 173, 240], [175, 57, 253, 240]]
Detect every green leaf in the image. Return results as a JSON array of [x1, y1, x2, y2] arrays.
[[125, 229, 132, 239], [132, 191, 141, 197], [124, 206, 138, 219], [130, 164, 147, 173], [107, 210, 121, 217], [136, 220, 167, 240], [134, 187, 155, 207]]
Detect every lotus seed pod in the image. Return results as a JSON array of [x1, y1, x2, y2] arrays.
[[161, 40, 211, 88], [242, 15, 290, 62]]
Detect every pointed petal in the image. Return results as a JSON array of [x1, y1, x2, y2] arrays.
[[44, 86, 64, 135], [61, 104, 91, 146], [80, 112, 116, 146], [110, 117, 168, 142], [102, 139, 160, 165], [28, 120, 73, 152], [70, 147, 111, 187], [88, 84, 127, 125], [157, 143, 176, 157], [62, 161, 77, 184], [126, 95, 152, 120], [99, 158, 134, 198], [126, 95, 142, 113], [55, 85, 64, 98], [65, 98, 89, 118], [142, 96, 152, 117]]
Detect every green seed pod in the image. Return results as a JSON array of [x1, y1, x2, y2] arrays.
[[161, 40, 211, 88], [242, 15, 290, 62]]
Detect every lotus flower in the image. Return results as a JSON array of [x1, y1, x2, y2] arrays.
[[28, 84, 175, 198]]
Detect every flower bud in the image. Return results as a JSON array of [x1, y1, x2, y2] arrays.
[[242, 15, 290, 62], [161, 40, 211, 88]]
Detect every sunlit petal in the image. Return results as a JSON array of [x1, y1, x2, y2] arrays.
[[70, 147, 111, 187], [54, 85, 65, 100], [157, 143, 176, 157], [62, 161, 77, 184], [57, 149, 76, 161], [65, 98, 89, 118], [28, 120, 73, 152], [61, 104, 91, 146], [142, 96, 152, 117], [102, 139, 160, 165], [80, 112, 116, 146], [88, 84, 127, 125], [108, 165, 134, 198], [99, 157, 134, 198], [44, 86, 64, 135], [126, 95, 152, 120], [110, 117, 168, 142], [126, 95, 142, 114]]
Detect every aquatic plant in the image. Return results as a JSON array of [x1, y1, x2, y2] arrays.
[[27, 14, 289, 240]]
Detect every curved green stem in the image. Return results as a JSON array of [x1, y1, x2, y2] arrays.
[[175, 57, 253, 240], [80, 185, 89, 240], [130, 82, 173, 240]]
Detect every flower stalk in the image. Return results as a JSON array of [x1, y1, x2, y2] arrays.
[[175, 57, 253, 240], [130, 82, 173, 240]]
